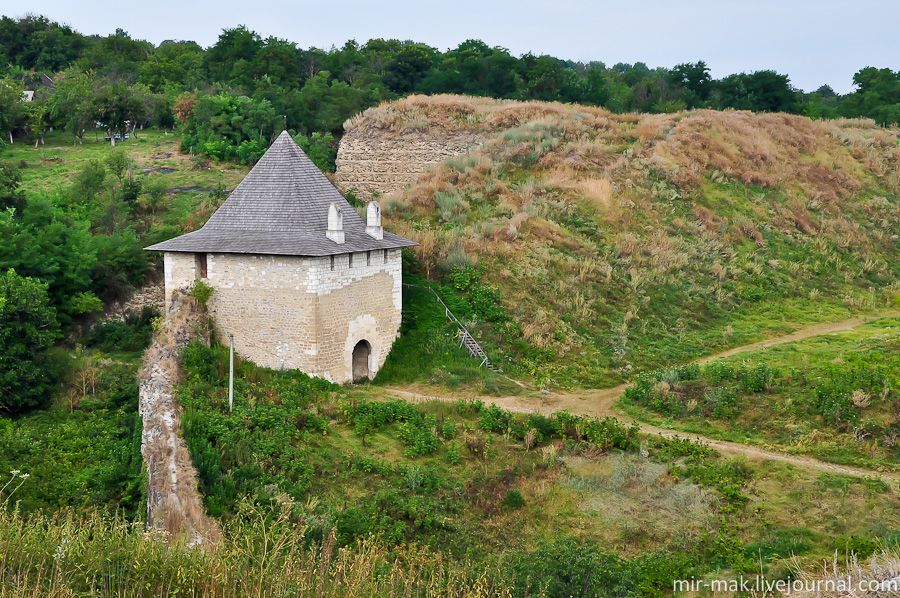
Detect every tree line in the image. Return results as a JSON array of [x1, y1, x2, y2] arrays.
[[1, 14, 899, 163]]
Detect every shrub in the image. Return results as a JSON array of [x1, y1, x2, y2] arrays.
[[504, 488, 525, 508], [441, 421, 457, 439], [434, 191, 469, 224], [440, 242, 473, 272], [448, 265, 480, 291], [705, 386, 738, 418], [479, 404, 510, 433], [294, 132, 337, 172], [71, 159, 107, 204], [188, 279, 214, 305], [81, 306, 160, 353], [504, 538, 644, 598], [738, 362, 776, 392], [0, 269, 60, 411], [446, 441, 461, 464]]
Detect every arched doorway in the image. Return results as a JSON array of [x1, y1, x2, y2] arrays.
[[352, 340, 371, 382]]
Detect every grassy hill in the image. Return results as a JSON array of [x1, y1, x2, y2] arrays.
[[3, 101, 900, 597], [358, 96, 900, 388]]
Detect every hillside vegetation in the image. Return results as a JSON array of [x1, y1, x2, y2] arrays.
[[3, 93, 900, 596], [359, 95, 900, 387]]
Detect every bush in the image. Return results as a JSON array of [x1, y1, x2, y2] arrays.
[[188, 279, 214, 305], [504, 538, 645, 598], [504, 488, 525, 508], [81, 306, 160, 353], [0, 269, 60, 411]]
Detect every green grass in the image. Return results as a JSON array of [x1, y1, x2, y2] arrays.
[[375, 268, 524, 395], [3, 129, 247, 193], [0, 354, 144, 515], [167, 341, 900, 592], [620, 315, 900, 471]]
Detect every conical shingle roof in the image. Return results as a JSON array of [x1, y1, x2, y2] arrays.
[[145, 131, 416, 256]]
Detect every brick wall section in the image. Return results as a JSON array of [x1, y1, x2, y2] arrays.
[[334, 133, 485, 201], [162, 249, 402, 384]]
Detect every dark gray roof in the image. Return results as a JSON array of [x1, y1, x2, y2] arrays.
[[145, 131, 416, 257]]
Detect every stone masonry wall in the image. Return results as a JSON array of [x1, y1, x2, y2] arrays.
[[334, 133, 485, 201], [184, 249, 402, 383], [206, 253, 319, 373], [163, 252, 198, 308], [311, 248, 402, 382]]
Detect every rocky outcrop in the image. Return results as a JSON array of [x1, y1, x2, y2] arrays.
[[138, 290, 219, 546], [105, 282, 165, 320], [334, 132, 485, 201]]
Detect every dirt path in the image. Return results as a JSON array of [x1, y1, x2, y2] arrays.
[[385, 310, 900, 484]]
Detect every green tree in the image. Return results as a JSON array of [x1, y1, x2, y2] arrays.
[[251, 37, 301, 89], [521, 54, 567, 100], [0, 162, 25, 214], [204, 25, 263, 84], [384, 43, 436, 93], [75, 30, 151, 80], [93, 81, 148, 144], [297, 72, 367, 132], [669, 61, 712, 108], [0, 268, 60, 411], [0, 198, 97, 322], [138, 41, 204, 92], [179, 93, 279, 162], [71, 159, 107, 205], [24, 96, 51, 147], [47, 70, 96, 145], [294, 132, 337, 172], [839, 67, 900, 125], [0, 77, 25, 144], [714, 70, 798, 113]]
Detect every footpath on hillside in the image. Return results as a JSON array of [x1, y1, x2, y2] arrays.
[[387, 310, 900, 485], [138, 291, 220, 546]]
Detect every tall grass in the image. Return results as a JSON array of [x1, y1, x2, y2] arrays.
[[0, 500, 511, 598]]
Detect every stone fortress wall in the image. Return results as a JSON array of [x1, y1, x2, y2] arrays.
[[162, 249, 402, 384], [334, 132, 485, 200]]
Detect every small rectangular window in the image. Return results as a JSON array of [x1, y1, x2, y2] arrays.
[[349, 253, 353, 268], [384, 249, 389, 263], [330, 255, 334, 271], [367, 250, 371, 266], [196, 253, 207, 278]]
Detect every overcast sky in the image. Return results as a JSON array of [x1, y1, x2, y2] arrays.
[[9, 0, 899, 93]]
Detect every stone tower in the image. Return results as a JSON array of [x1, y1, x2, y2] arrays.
[[145, 131, 417, 383]]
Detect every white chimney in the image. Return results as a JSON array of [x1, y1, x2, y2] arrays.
[[326, 202, 345, 244], [366, 201, 383, 240]]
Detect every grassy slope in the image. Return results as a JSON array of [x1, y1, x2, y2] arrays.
[[3, 113, 900, 594], [171, 340, 900, 589], [357, 96, 900, 389], [0, 131, 247, 515], [3, 129, 249, 250], [620, 315, 900, 472]]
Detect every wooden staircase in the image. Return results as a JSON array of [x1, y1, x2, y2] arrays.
[[406, 283, 499, 372]]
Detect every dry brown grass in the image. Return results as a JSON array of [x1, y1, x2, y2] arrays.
[[577, 177, 614, 212], [349, 94, 900, 370], [651, 110, 871, 201]]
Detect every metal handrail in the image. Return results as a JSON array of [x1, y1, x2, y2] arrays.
[[403, 282, 493, 368]]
